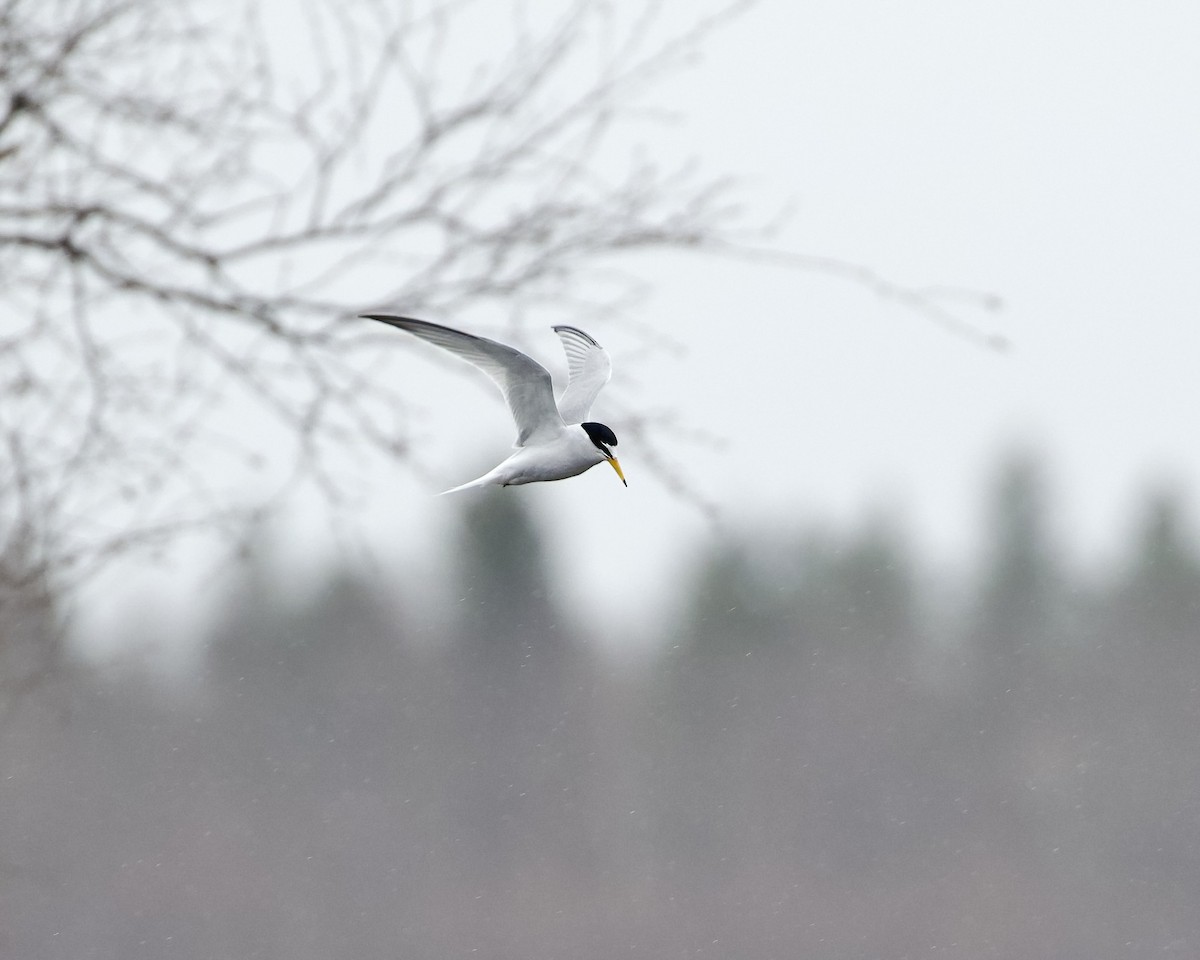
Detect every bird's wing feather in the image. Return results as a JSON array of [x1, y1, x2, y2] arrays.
[[552, 325, 612, 424], [364, 315, 563, 446]]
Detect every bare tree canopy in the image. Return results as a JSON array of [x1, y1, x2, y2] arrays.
[[0, 0, 750, 602]]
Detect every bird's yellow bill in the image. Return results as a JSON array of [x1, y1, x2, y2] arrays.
[[607, 457, 627, 487]]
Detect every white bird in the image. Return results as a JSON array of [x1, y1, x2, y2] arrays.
[[362, 315, 627, 494]]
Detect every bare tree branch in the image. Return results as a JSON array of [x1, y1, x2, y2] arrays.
[[711, 241, 1009, 351], [0, 0, 768, 715], [0, 0, 1000, 718]]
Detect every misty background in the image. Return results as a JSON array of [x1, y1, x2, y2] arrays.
[[7, 465, 1200, 957], [4, 1, 1200, 957]]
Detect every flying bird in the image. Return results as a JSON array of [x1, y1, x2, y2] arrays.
[[362, 315, 627, 494]]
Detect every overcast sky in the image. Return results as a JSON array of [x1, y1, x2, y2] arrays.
[[439, 2, 1199, 640], [88, 2, 1200, 654]]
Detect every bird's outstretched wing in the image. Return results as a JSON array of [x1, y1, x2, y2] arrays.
[[364, 315, 563, 446], [552, 325, 612, 424]]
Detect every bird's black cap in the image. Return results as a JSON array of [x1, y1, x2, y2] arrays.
[[581, 422, 618, 449]]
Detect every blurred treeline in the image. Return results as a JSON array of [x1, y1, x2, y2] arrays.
[[4, 453, 1200, 959]]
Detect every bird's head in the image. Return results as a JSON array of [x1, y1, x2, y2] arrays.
[[581, 421, 626, 487]]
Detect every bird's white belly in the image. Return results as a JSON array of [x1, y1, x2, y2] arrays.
[[494, 441, 600, 485]]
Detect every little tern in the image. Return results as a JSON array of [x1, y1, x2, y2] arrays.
[[362, 315, 627, 493]]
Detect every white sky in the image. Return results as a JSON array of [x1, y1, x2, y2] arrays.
[[637, 2, 1200, 543], [509, 1, 1200, 643], [86, 1, 1200, 655]]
